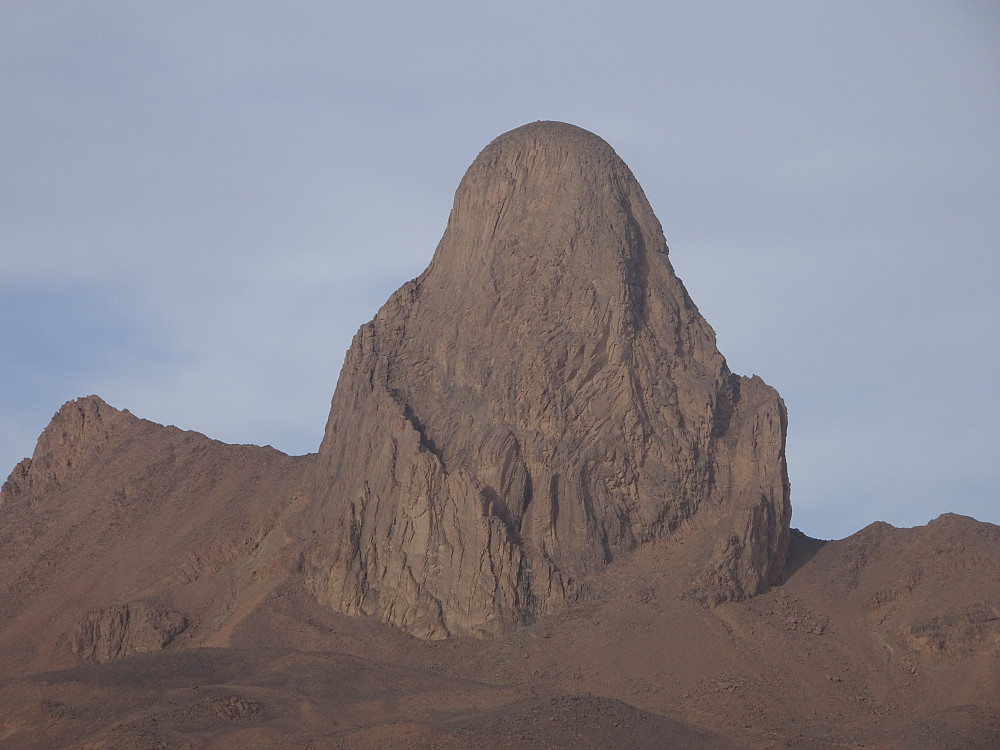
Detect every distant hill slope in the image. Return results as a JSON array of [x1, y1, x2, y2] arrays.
[[0, 395, 313, 678]]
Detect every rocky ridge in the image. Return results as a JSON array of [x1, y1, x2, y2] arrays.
[[0, 395, 312, 677]]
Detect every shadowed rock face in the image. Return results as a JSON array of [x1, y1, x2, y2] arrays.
[[304, 121, 791, 638]]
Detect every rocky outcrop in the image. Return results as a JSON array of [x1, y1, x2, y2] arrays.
[[70, 601, 187, 664], [1, 395, 134, 505], [303, 121, 791, 638]]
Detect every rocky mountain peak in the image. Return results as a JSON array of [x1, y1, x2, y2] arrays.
[[428, 121, 665, 284], [303, 122, 791, 638], [1, 396, 134, 505]]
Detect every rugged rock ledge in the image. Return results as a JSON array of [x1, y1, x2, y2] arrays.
[[70, 601, 188, 664]]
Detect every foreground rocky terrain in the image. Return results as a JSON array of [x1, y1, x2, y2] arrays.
[[1, 122, 997, 748]]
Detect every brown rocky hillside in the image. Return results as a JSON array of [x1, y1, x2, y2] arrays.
[[0, 122, 996, 749]]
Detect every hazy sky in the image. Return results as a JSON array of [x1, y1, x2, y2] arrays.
[[3, 1, 998, 540]]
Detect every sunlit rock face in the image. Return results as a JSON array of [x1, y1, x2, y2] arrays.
[[303, 121, 791, 638]]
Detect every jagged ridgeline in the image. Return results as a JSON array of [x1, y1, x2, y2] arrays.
[[302, 121, 791, 638]]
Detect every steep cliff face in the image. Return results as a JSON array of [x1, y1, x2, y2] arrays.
[[303, 121, 791, 637]]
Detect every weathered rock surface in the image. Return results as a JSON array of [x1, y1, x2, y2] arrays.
[[70, 600, 187, 664], [303, 121, 791, 638], [1, 393, 134, 504]]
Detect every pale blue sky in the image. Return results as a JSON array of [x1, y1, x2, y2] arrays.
[[2, 1, 998, 539]]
